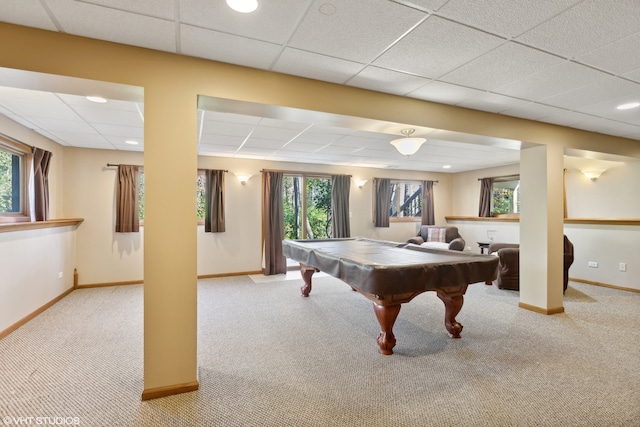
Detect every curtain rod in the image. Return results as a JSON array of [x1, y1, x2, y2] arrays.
[[106, 164, 228, 173], [477, 174, 519, 181], [106, 163, 143, 168], [374, 177, 438, 183], [261, 168, 351, 177]]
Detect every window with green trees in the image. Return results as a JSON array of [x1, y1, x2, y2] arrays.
[[492, 178, 520, 214], [283, 175, 332, 240], [0, 139, 29, 220]]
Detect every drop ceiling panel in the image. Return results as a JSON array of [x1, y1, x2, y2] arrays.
[[457, 93, 532, 114], [0, 98, 80, 121], [3, 0, 59, 31], [272, 49, 366, 84], [199, 135, 246, 147], [288, 0, 427, 63], [439, 42, 564, 91], [28, 117, 96, 134], [438, 0, 582, 38], [179, 0, 308, 44], [92, 124, 143, 139], [516, 0, 640, 58], [539, 76, 640, 111], [201, 121, 256, 138], [281, 142, 327, 153], [250, 126, 304, 142], [45, 0, 177, 52], [48, 131, 109, 147], [180, 25, 282, 69], [81, 0, 176, 20], [241, 138, 285, 150], [578, 32, 640, 75], [408, 81, 485, 105], [373, 16, 505, 78], [494, 61, 610, 101], [68, 106, 143, 127], [347, 67, 430, 96]]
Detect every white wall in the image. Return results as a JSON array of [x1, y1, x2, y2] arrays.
[[0, 226, 77, 332], [449, 160, 640, 290], [0, 116, 75, 333], [565, 162, 640, 218]]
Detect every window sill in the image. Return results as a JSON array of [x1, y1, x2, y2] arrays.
[[0, 218, 84, 233], [446, 216, 640, 226]]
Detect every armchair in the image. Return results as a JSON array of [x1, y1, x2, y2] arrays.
[[488, 236, 575, 292], [407, 226, 466, 251]]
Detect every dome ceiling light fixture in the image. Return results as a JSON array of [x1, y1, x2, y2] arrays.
[[390, 128, 426, 156], [226, 0, 258, 13]]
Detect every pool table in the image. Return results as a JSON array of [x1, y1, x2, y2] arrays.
[[282, 238, 499, 355]]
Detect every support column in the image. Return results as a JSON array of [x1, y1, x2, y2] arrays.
[[141, 84, 199, 400], [519, 144, 565, 314]]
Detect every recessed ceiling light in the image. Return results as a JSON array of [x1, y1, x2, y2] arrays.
[[125, 140, 139, 145], [443, 165, 451, 169], [226, 0, 258, 13], [86, 96, 107, 103], [616, 102, 640, 110]]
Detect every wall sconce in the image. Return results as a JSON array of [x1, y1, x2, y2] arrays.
[[356, 179, 368, 188], [581, 169, 605, 181], [236, 174, 251, 185]]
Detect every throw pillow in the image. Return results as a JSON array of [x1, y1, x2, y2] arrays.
[[427, 227, 446, 243]]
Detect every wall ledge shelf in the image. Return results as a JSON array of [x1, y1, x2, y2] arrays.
[[445, 216, 640, 226], [0, 218, 84, 233]]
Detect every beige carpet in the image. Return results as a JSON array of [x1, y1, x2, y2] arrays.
[[0, 276, 638, 426]]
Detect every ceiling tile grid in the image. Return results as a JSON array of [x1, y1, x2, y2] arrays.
[[0, 0, 638, 172]]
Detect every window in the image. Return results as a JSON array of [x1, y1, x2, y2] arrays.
[[0, 137, 30, 222], [283, 175, 332, 240], [138, 168, 145, 221], [492, 176, 520, 215], [196, 172, 206, 221], [389, 180, 422, 221]]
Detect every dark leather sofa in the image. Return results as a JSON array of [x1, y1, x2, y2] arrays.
[[488, 236, 574, 292]]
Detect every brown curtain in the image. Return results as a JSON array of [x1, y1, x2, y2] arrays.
[[374, 178, 391, 227], [331, 174, 351, 238], [115, 165, 139, 232], [421, 180, 435, 225], [478, 177, 493, 217], [32, 147, 52, 221], [204, 169, 225, 232], [262, 171, 286, 275]]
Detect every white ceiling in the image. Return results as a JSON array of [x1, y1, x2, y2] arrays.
[[1, 0, 640, 172]]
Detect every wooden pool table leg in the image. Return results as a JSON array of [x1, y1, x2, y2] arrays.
[[436, 293, 464, 338], [373, 303, 402, 355], [299, 265, 318, 297]]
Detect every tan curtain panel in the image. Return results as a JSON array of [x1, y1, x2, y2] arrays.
[[262, 171, 286, 275], [374, 178, 391, 227], [478, 177, 493, 217], [421, 180, 435, 225], [115, 164, 139, 233], [32, 147, 52, 221], [204, 169, 225, 232]]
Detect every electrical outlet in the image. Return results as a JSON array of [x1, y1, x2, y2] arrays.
[[619, 263, 627, 272], [588, 261, 598, 268], [58, 271, 63, 278]]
